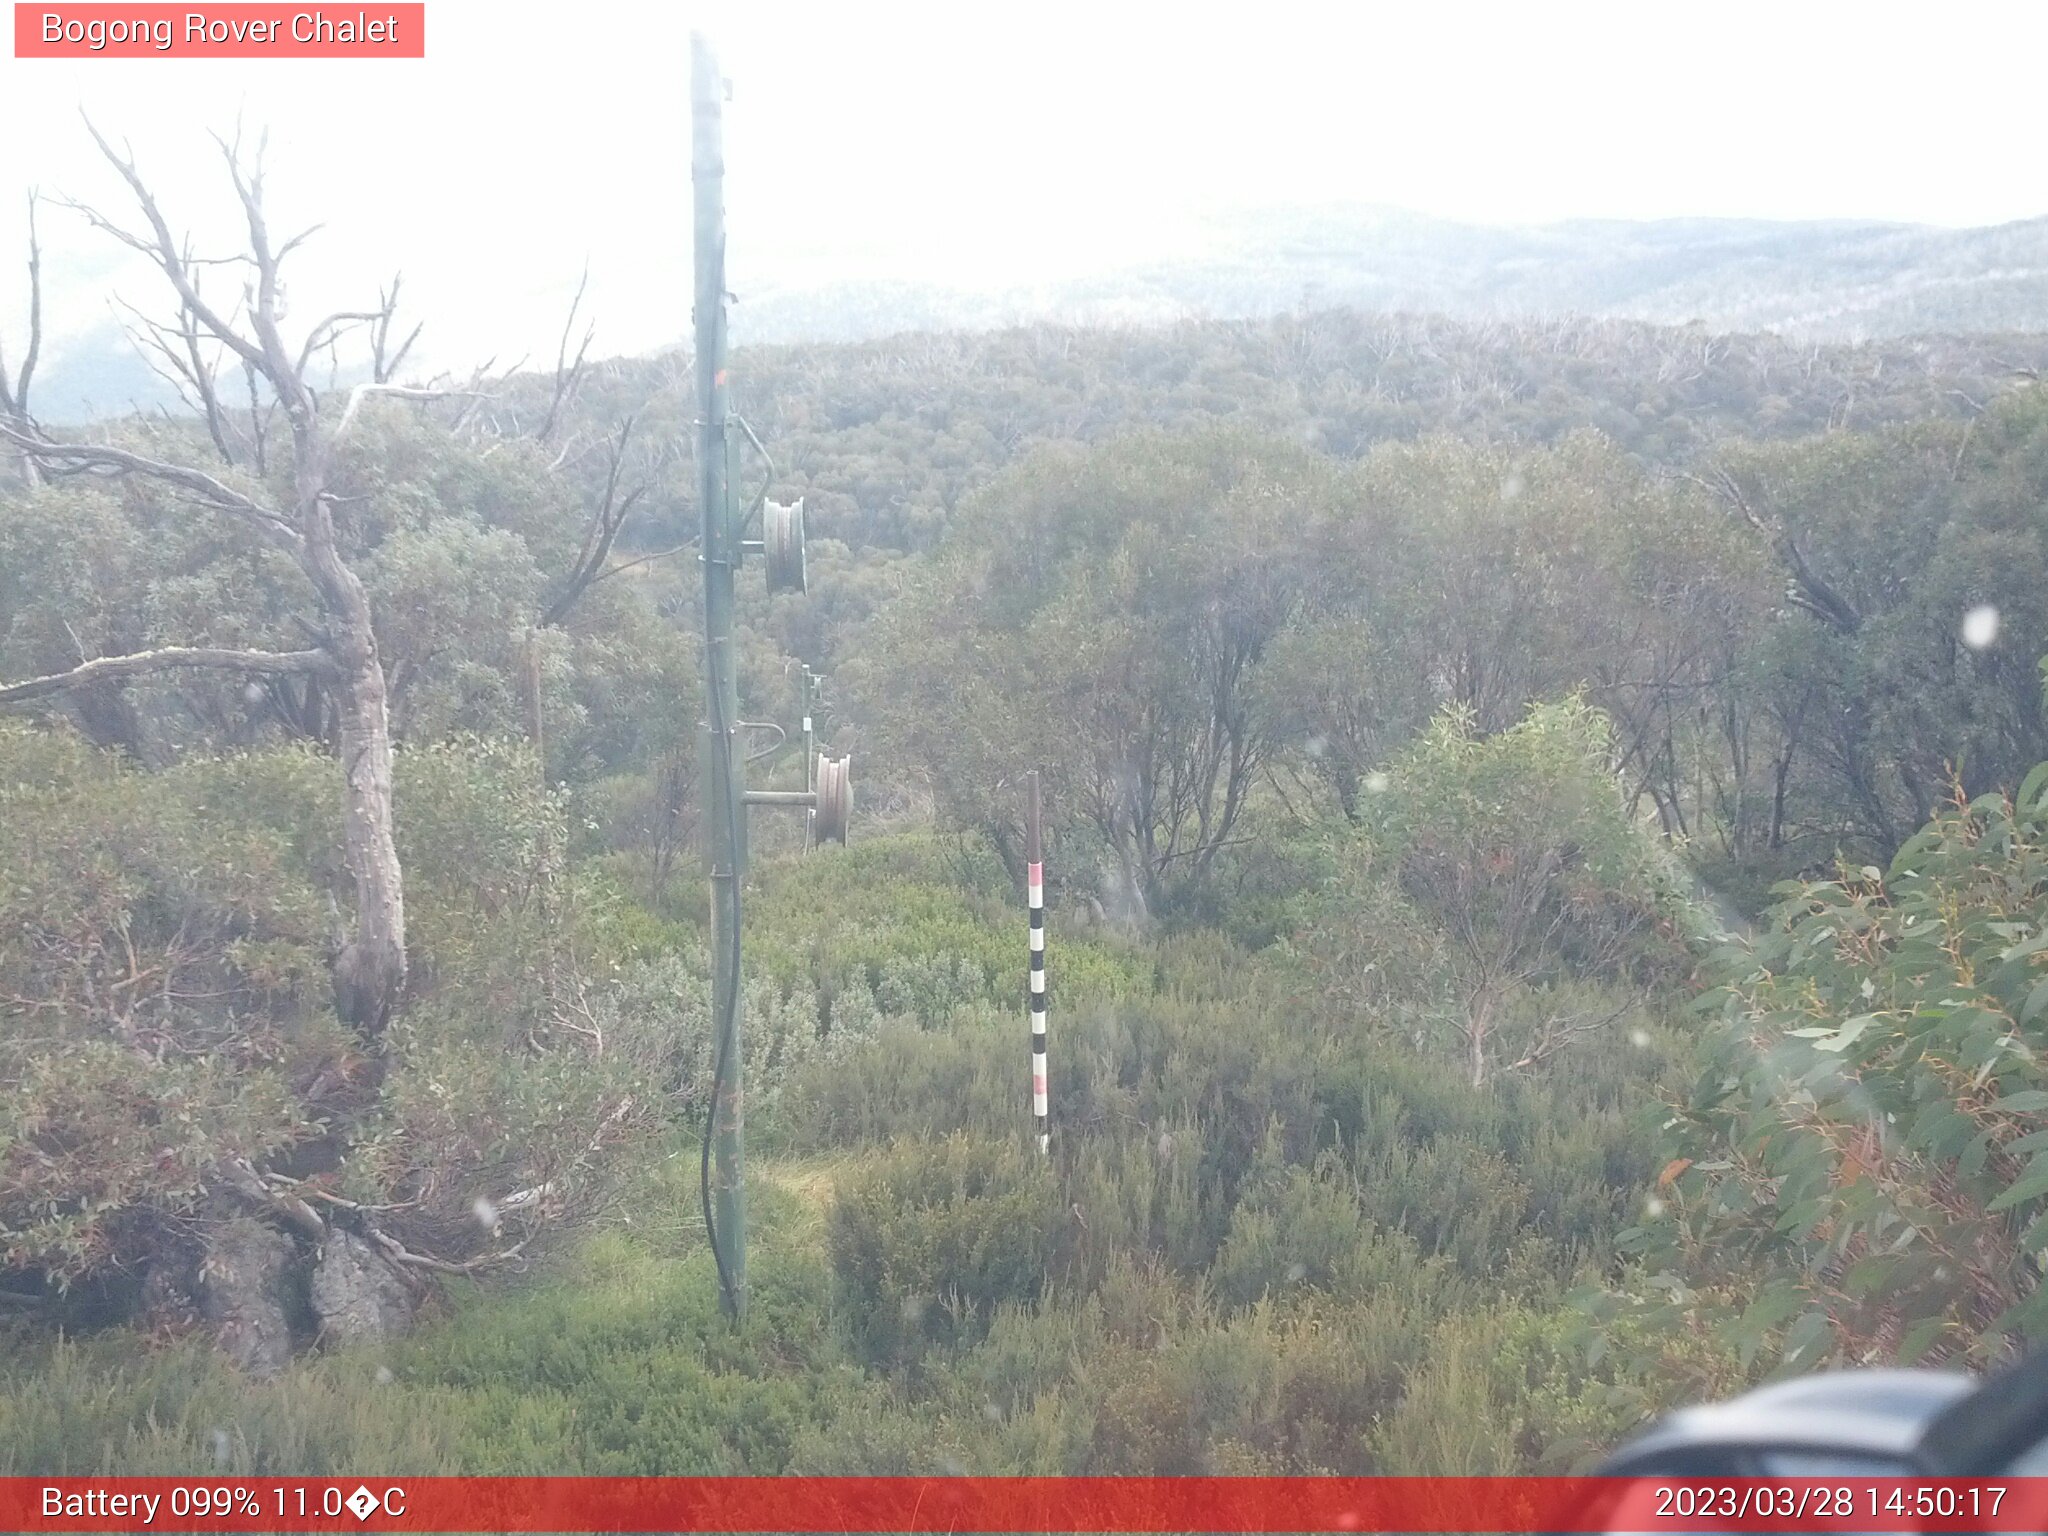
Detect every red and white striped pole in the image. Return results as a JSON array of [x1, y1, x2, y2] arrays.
[[1026, 771, 1048, 1153]]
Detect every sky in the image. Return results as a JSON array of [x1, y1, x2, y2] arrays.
[[2, 0, 2046, 393]]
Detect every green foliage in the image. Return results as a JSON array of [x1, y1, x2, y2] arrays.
[[17, 274, 2048, 1475], [0, 724, 334, 1279], [1370, 698, 1678, 974], [0, 1171, 852, 1475], [0, 725, 656, 1283], [827, 1135, 1063, 1373], [1368, 1301, 1741, 1474], [3, 761, 1691, 1473], [1702, 395, 2048, 862], [1633, 760, 2048, 1368], [1209, 1148, 1430, 1310], [539, 312, 2048, 567], [1288, 697, 1687, 1088], [856, 429, 1335, 914]]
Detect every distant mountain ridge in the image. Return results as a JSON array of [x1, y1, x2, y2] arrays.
[[29, 205, 2048, 420], [729, 204, 2048, 347]]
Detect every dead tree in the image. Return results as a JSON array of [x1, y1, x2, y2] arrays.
[[0, 123, 418, 1039], [538, 413, 651, 627], [0, 130, 664, 1373], [0, 191, 42, 487]]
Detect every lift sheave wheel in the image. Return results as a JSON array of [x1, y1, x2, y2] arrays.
[[813, 753, 851, 844], [764, 497, 807, 595]]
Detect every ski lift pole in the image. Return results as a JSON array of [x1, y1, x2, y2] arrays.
[[693, 29, 746, 1321], [1027, 772, 1048, 1153]]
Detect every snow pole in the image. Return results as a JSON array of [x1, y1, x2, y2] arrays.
[[1026, 771, 1048, 1153]]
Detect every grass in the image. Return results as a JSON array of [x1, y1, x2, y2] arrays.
[[1, 1155, 863, 1477]]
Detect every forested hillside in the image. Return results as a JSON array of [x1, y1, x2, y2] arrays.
[[5, 144, 2048, 1476], [733, 206, 2048, 346]]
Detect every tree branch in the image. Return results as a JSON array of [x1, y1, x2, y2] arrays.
[[0, 645, 330, 705], [540, 414, 644, 627], [223, 1157, 326, 1240], [294, 309, 384, 381], [211, 125, 303, 402], [0, 424, 301, 547], [113, 293, 237, 464], [534, 264, 593, 446], [1685, 464, 1861, 634], [368, 1227, 531, 1275], [332, 382, 485, 444], [0, 192, 43, 489], [71, 116, 272, 380], [0, 190, 42, 421], [371, 275, 421, 384]]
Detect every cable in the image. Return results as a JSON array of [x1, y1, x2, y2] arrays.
[[700, 629, 744, 1319]]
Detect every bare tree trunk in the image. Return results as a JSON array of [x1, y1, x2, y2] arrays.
[[333, 655, 405, 1034], [1468, 990, 1494, 1089], [287, 460, 407, 1031]]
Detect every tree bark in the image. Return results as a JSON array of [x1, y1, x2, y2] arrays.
[[1468, 990, 1494, 1089], [320, 561, 406, 1035], [0, 644, 330, 705]]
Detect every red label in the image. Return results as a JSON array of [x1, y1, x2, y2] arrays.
[[6, 1477, 2048, 1533], [14, 4, 425, 56]]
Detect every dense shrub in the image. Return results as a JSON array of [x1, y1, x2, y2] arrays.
[[0, 726, 656, 1292], [1632, 761, 2048, 1369], [827, 1135, 1063, 1373]]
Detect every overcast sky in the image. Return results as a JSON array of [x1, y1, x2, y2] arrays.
[[3, 0, 2045, 389]]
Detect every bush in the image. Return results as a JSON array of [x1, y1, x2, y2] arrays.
[[0, 725, 658, 1302], [1211, 1149, 1401, 1309], [0, 1182, 854, 1476], [1635, 763, 2048, 1369], [827, 1135, 1063, 1373]]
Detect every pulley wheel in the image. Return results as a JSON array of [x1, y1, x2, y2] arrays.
[[764, 497, 807, 595], [813, 753, 851, 845]]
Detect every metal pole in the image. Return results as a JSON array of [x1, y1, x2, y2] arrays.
[[742, 790, 818, 808], [801, 669, 815, 853], [1026, 771, 1048, 1153], [693, 29, 746, 1319]]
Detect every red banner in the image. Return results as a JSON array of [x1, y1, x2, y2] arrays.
[[8, 1476, 2048, 1532], [14, 4, 424, 57]]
